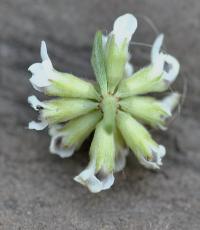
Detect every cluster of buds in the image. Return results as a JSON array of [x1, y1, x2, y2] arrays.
[[28, 14, 180, 193]]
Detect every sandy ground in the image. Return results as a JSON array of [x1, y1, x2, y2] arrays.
[[0, 0, 200, 229]]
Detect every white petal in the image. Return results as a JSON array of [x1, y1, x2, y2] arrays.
[[158, 124, 168, 131], [29, 75, 48, 88], [40, 41, 49, 61], [28, 63, 42, 73], [151, 34, 180, 84], [49, 126, 75, 158], [28, 95, 48, 130], [115, 149, 129, 172], [49, 133, 75, 158], [151, 34, 165, 76], [161, 92, 180, 116], [48, 124, 63, 136], [152, 145, 166, 164], [162, 55, 180, 83], [102, 34, 108, 50], [74, 160, 115, 193], [139, 157, 160, 169], [112, 14, 137, 46], [28, 120, 48, 130], [151, 34, 164, 65], [28, 95, 45, 111], [125, 62, 134, 77], [29, 60, 53, 88], [139, 145, 166, 170], [125, 52, 134, 77], [29, 73, 50, 88], [101, 173, 115, 190], [50, 142, 75, 158], [28, 41, 55, 91]]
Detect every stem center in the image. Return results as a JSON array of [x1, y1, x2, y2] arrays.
[[101, 94, 118, 133]]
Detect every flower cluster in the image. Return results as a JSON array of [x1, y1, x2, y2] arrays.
[[28, 14, 180, 193]]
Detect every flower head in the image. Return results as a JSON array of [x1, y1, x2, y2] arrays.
[[28, 13, 180, 193]]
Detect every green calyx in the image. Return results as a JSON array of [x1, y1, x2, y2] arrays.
[[56, 110, 102, 149], [91, 31, 129, 96], [119, 96, 169, 128], [89, 121, 115, 173], [104, 35, 128, 93], [45, 72, 100, 100], [41, 98, 98, 124], [116, 111, 156, 160], [116, 66, 167, 98]]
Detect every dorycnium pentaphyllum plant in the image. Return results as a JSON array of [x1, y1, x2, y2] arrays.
[[28, 13, 180, 193]]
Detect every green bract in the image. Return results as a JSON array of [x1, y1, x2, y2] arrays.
[[28, 13, 180, 193]]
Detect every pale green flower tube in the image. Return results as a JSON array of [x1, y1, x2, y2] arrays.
[[49, 110, 102, 158], [116, 34, 180, 98], [119, 92, 180, 129], [114, 128, 128, 172], [28, 41, 100, 100], [45, 73, 100, 100], [28, 95, 98, 128], [117, 111, 166, 169], [74, 121, 115, 193], [104, 14, 137, 93]]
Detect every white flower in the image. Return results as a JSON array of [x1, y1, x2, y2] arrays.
[[116, 34, 180, 98], [48, 110, 102, 159], [74, 158, 114, 193], [74, 121, 115, 193], [112, 13, 138, 47], [111, 14, 137, 77], [102, 34, 108, 50], [151, 34, 180, 84], [161, 92, 180, 116], [139, 145, 166, 169], [111, 14, 137, 76], [158, 92, 180, 129], [28, 95, 48, 130], [28, 41, 56, 91], [125, 62, 134, 77], [49, 125, 76, 158], [102, 14, 137, 92], [28, 120, 48, 131], [27, 13, 180, 193]]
